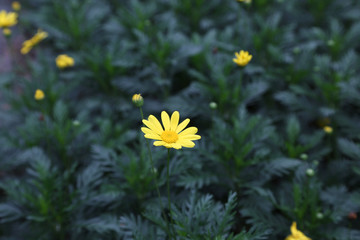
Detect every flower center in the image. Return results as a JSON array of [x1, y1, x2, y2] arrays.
[[161, 130, 178, 143]]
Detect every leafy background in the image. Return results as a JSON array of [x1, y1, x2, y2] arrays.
[[1, 0, 360, 239]]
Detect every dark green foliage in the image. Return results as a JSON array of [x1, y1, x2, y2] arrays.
[[1, 0, 360, 239]]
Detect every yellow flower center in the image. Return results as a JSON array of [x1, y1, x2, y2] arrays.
[[161, 130, 178, 143]]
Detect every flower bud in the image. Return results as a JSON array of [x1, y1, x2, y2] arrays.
[[132, 94, 144, 107], [34, 89, 45, 100], [306, 168, 315, 177], [323, 126, 333, 134], [209, 102, 217, 109], [3, 28, 11, 37], [12, 1, 21, 11], [300, 153, 308, 160], [72, 120, 80, 127], [316, 212, 324, 219]]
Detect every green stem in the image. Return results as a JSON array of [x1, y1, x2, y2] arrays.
[[167, 148, 175, 239], [139, 107, 172, 238]]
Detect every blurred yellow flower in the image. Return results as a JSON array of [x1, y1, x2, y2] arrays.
[[237, 0, 252, 3], [323, 126, 333, 134], [285, 222, 311, 240], [21, 29, 48, 54], [12, 2, 21, 11], [56, 54, 75, 69], [34, 89, 45, 100], [0, 10, 18, 29], [233, 50, 252, 67], [132, 93, 144, 107], [3, 28, 11, 36], [142, 111, 201, 149]]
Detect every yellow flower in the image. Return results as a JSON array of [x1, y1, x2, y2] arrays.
[[56, 54, 75, 69], [233, 50, 252, 67], [12, 2, 21, 11], [0, 10, 18, 29], [34, 89, 45, 100], [132, 93, 144, 107], [323, 126, 333, 134], [285, 222, 311, 240], [237, 0, 252, 3], [141, 111, 201, 149], [3, 28, 11, 36], [21, 29, 48, 54]]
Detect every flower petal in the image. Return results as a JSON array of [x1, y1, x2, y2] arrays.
[[178, 127, 198, 136], [290, 222, 297, 235], [164, 143, 173, 148], [154, 141, 166, 146], [161, 111, 171, 130], [176, 118, 190, 133], [178, 139, 195, 148], [147, 115, 164, 134], [170, 111, 179, 131], [141, 127, 157, 135], [179, 134, 201, 140], [144, 134, 162, 140], [142, 119, 162, 135], [172, 143, 182, 149]]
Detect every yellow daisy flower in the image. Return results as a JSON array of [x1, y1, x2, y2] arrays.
[[233, 50, 252, 67], [141, 111, 201, 149], [34, 89, 45, 100], [323, 126, 333, 134], [285, 222, 311, 240], [56, 54, 75, 69], [0, 10, 18, 29], [12, 2, 21, 11], [21, 29, 48, 55]]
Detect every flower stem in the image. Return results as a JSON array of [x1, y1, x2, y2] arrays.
[[139, 107, 172, 238], [167, 148, 175, 238]]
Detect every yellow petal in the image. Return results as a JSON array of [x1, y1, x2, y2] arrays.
[[148, 115, 164, 134], [161, 111, 171, 130], [144, 134, 162, 140], [142, 119, 162, 135], [179, 134, 201, 140], [178, 127, 198, 136], [154, 141, 166, 146], [172, 143, 182, 149], [170, 111, 179, 131], [290, 222, 297, 235], [178, 139, 195, 148], [164, 143, 173, 148], [285, 236, 295, 240], [176, 118, 190, 133]]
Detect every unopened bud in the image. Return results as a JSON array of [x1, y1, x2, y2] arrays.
[[209, 102, 217, 109], [323, 126, 333, 134], [132, 94, 144, 107], [300, 153, 308, 160], [316, 212, 324, 219], [3, 28, 11, 37], [306, 168, 315, 177]]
